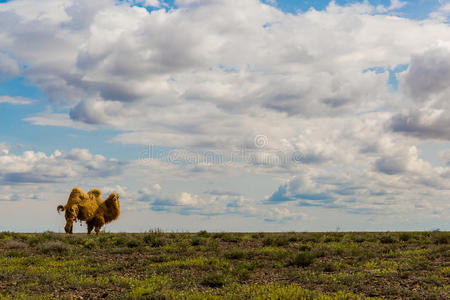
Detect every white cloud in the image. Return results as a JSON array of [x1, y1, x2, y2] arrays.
[[0, 52, 19, 81], [0, 96, 34, 105], [400, 46, 450, 102], [390, 108, 450, 140], [374, 145, 431, 175], [0, 0, 448, 150], [101, 184, 128, 196], [438, 148, 450, 165], [0, 0, 449, 229], [144, 0, 160, 7], [128, 182, 300, 221], [392, 45, 450, 141], [0, 185, 41, 202], [376, 0, 406, 13], [0, 143, 9, 155], [0, 147, 125, 184], [430, 2, 450, 22], [25, 112, 97, 130]]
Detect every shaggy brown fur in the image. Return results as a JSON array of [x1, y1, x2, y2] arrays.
[[87, 193, 120, 235], [57, 187, 105, 234]]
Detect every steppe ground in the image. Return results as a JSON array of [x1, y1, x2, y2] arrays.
[[0, 231, 448, 299]]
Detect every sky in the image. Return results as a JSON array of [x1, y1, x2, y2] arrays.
[[0, 0, 449, 232]]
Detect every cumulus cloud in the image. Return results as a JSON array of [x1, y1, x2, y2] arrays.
[[205, 189, 240, 197], [0, 96, 34, 105], [266, 172, 337, 207], [0, 185, 40, 202], [374, 146, 430, 175], [0, 52, 19, 81], [102, 184, 128, 196], [0, 143, 9, 154], [400, 46, 450, 102], [389, 45, 450, 141], [144, 0, 160, 7], [124, 182, 304, 222], [430, 2, 450, 22], [376, 0, 406, 13], [1, 0, 450, 226], [69, 99, 123, 125], [25, 112, 97, 130], [438, 148, 450, 165], [136, 184, 235, 215], [266, 160, 450, 217], [0, 147, 125, 184], [390, 108, 450, 140], [1, 0, 449, 150]]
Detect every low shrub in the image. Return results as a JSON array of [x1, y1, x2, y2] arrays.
[[262, 237, 275, 246], [298, 244, 312, 252], [288, 235, 301, 242], [288, 251, 316, 267], [322, 236, 334, 243], [127, 240, 141, 248], [113, 236, 129, 247], [220, 234, 241, 243], [262, 236, 290, 246], [197, 230, 210, 238], [232, 262, 254, 282], [110, 247, 134, 254], [144, 234, 165, 247], [191, 238, 206, 246], [353, 235, 366, 243], [399, 232, 412, 242], [274, 237, 290, 246], [224, 250, 246, 260], [322, 262, 337, 272], [148, 255, 171, 263], [206, 240, 219, 251], [83, 239, 97, 249], [212, 232, 225, 239], [38, 241, 70, 254], [2, 240, 28, 250], [303, 233, 321, 243], [432, 232, 448, 245], [380, 235, 397, 244], [7, 251, 22, 258], [251, 232, 265, 240], [201, 272, 226, 288], [42, 231, 59, 241]]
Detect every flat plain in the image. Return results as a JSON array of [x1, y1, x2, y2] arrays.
[[0, 231, 448, 299]]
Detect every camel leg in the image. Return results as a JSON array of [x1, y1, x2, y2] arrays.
[[64, 220, 73, 234], [64, 205, 78, 234], [87, 222, 94, 235], [94, 217, 105, 235]]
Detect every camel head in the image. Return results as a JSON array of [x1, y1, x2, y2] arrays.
[[108, 193, 120, 204], [103, 192, 120, 222]]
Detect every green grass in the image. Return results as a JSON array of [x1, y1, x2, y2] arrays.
[[0, 231, 448, 299]]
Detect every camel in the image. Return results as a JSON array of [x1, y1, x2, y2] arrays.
[[87, 193, 120, 235], [57, 187, 105, 234]]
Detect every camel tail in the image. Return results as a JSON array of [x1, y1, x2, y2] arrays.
[[57, 205, 65, 213]]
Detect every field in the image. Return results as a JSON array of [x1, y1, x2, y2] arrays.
[[0, 231, 448, 299]]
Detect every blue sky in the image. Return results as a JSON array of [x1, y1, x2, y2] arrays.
[[275, 0, 444, 19], [125, 0, 447, 20], [0, 0, 449, 232], [0, 0, 435, 157]]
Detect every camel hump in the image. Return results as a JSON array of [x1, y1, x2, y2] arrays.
[[70, 187, 84, 196], [88, 189, 102, 198]]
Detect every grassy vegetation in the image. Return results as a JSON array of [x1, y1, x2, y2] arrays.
[[0, 231, 448, 299]]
